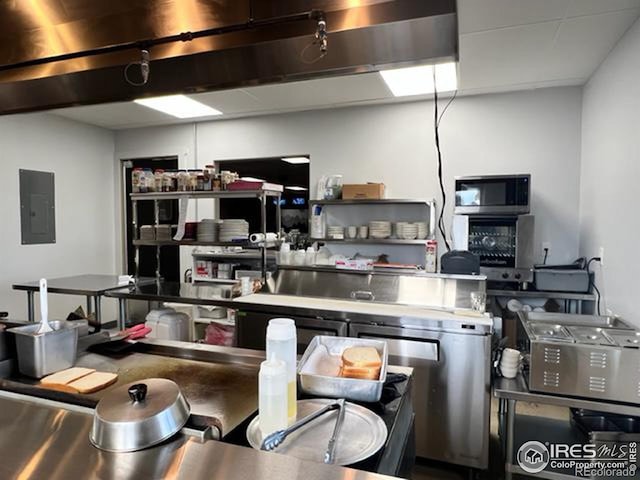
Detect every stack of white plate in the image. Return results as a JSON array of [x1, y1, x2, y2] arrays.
[[416, 222, 428, 239], [197, 219, 220, 242], [219, 219, 249, 242], [327, 225, 344, 239], [400, 223, 418, 240], [369, 221, 391, 239]]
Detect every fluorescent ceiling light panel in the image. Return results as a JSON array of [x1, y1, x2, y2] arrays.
[[134, 94, 222, 118], [380, 62, 457, 97], [240, 176, 265, 182], [285, 186, 308, 191], [282, 157, 310, 164]]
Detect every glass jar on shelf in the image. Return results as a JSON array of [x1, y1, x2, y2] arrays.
[[212, 174, 222, 191], [196, 174, 205, 191], [154, 169, 165, 193], [132, 168, 143, 193], [144, 168, 155, 192], [188, 170, 199, 191], [162, 171, 176, 192], [177, 170, 190, 192], [203, 165, 215, 191]]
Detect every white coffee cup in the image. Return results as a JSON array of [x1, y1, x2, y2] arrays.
[[501, 366, 518, 379], [358, 226, 368, 239], [347, 226, 357, 239], [502, 348, 521, 362]]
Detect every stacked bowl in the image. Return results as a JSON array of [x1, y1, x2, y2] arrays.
[[369, 221, 391, 239]]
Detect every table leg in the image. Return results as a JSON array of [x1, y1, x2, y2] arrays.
[[86, 296, 93, 317], [94, 296, 102, 331], [504, 399, 516, 480], [27, 291, 35, 322], [118, 298, 127, 330]]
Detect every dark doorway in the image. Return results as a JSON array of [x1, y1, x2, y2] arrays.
[[122, 156, 180, 281], [217, 157, 310, 234]]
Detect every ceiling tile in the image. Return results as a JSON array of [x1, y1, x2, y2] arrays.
[[459, 22, 561, 90], [544, 9, 640, 79], [51, 102, 176, 128], [458, 0, 568, 34], [190, 89, 264, 114], [566, 0, 640, 17], [242, 73, 392, 111]]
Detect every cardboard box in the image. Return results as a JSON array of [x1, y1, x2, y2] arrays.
[[342, 183, 385, 200]]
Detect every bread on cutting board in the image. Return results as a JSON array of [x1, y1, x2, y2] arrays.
[[68, 372, 118, 394], [41, 367, 96, 386]]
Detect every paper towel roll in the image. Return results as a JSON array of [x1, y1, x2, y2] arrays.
[[249, 232, 277, 243]]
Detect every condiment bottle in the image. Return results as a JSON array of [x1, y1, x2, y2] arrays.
[[258, 355, 288, 437], [266, 318, 297, 424]]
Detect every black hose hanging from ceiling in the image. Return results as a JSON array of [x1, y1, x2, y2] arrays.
[[0, 9, 326, 72]]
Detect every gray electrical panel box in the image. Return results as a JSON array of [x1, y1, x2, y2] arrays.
[[19, 169, 56, 244]]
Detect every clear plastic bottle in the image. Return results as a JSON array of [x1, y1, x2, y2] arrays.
[[259, 355, 288, 438], [266, 318, 297, 423]]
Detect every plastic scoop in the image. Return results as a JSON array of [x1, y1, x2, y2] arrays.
[[36, 278, 53, 334]]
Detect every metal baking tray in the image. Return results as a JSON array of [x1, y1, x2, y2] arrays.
[[297, 336, 388, 403], [246, 398, 387, 466]]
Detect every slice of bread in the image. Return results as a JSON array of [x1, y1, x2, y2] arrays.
[[340, 365, 381, 380], [68, 372, 118, 394], [342, 346, 381, 368], [41, 367, 95, 386]]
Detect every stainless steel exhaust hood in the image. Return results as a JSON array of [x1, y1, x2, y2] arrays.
[[0, 0, 457, 115]]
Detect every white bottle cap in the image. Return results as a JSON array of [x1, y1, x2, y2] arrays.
[[260, 355, 286, 377], [267, 318, 296, 340]]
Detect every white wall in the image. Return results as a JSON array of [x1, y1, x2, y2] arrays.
[[0, 113, 117, 321], [116, 86, 583, 265], [580, 18, 640, 322]]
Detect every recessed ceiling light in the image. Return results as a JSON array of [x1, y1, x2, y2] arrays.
[[240, 176, 265, 182], [380, 62, 457, 97], [285, 186, 308, 191], [282, 156, 310, 164], [134, 94, 222, 118]]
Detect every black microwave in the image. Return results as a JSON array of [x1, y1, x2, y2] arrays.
[[454, 174, 530, 215]]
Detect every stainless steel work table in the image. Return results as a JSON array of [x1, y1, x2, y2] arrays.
[[13, 274, 155, 326], [0, 391, 396, 480], [495, 374, 640, 480], [0, 340, 413, 479]]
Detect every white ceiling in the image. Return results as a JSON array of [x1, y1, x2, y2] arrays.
[[52, 0, 640, 130]]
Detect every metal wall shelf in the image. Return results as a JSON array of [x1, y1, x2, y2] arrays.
[[134, 239, 255, 248], [310, 198, 435, 206], [130, 189, 282, 201], [312, 238, 430, 245]]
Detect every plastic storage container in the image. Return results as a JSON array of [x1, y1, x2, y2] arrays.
[[258, 356, 288, 437], [266, 318, 297, 423]]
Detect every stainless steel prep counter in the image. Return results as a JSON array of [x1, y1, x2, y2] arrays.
[[0, 390, 396, 480], [13, 274, 156, 326]]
